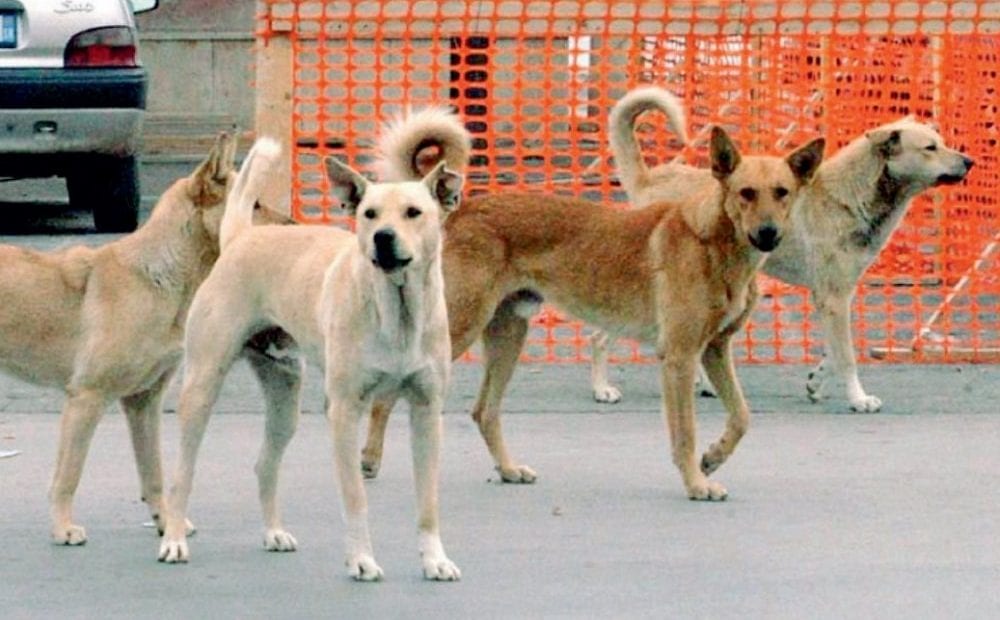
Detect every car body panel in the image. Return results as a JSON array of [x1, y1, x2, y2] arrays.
[[0, 0, 140, 68]]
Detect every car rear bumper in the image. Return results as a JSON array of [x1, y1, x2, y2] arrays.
[[0, 108, 143, 158]]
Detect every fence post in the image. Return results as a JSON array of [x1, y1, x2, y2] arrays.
[[254, 24, 294, 214]]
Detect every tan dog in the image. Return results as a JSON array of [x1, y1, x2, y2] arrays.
[[158, 108, 469, 582], [0, 133, 291, 545], [362, 121, 824, 499], [599, 86, 974, 411]]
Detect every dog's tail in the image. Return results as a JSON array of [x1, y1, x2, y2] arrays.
[[219, 137, 282, 252], [608, 86, 688, 198], [374, 106, 471, 182]]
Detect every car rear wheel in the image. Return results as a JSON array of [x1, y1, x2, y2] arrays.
[[67, 155, 140, 233]]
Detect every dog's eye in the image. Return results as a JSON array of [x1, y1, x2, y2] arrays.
[[774, 187, 789, 200], [405, 206, 422, 219], [739, 188, 757, 202], [925, 144, 938, 151], [363, 208, 377, 220]]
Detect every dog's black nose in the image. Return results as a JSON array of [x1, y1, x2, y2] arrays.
[[962, 155, 975, 170], [751, 224, 781, 252], [373, 228, 395, 250]]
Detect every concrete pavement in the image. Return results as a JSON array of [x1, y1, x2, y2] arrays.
[[0, 173, 998, 617], [2, 361, 999, 618]]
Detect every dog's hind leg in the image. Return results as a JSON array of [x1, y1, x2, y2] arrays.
[[361, 396, 397, 479], [246, 352, 303, 553], [50, 389, 111, 545], [814, 292, 882, 412], [120, 369, 178, 536], [472, 298, 537, 483], [699, 337, 750, 476], [590, 330, 623, 403], [159, 309, 248, 563], [408, 393, 460, 581]]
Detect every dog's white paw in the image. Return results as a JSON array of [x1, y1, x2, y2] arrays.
[[686, 478, 728, 502], [593, 384, 622, 404], [422, 554, 461, 581], [52, 523, 87, 546], [158, 537, 190, 563], [850, 393, 882, 413], [497, 464, 537, 484], [346, 553, 384, 582], [264, 528, 298, 552]]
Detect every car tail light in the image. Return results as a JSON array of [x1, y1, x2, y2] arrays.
[[64, 26, 138, 68]]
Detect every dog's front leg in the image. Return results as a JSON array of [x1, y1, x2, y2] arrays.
[[699, 337, 750, 476], [814, 291, 882, 412], [120, 370, 174, 536], [50, 389, 110, 545], [328, 396, 383, 581], [660, 354, 727, 501], [408, 395, 461, 581]]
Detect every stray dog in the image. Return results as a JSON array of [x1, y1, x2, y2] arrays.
[[0, 133, 291, 545], [158, 108, 469, 582], [599, 86, 974, 411], [362, 120, 824, 499]]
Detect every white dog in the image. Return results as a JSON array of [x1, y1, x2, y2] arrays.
[[594, 86, 973, 412], [158, 108, 470, 582]]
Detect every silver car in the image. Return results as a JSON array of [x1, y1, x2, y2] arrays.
[[0, 0, 157, 232]]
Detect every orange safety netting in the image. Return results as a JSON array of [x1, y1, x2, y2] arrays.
[[257, 1, 1000, 364]]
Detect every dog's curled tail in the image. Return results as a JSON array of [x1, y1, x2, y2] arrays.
[[219, 137, 282, 252], [374, 106, 472, 182], [608, 86, 688, 199]]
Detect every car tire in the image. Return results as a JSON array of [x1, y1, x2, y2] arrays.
[[67, 155, 140, 233]]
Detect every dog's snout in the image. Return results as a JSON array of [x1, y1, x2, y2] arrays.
[[750, 224, 781, 252], [962, 155, 975, 171], [371, 227, 411, 272]]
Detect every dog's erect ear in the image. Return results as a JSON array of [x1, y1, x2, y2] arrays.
[[866, 128, 903, 157], [710, 126, 741, 180], [189, 131, 237, 206], [324, 157, 369, 214], [786, 137, 825, 184], [422, 160, 464, 213]]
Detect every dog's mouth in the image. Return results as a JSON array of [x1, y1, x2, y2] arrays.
[[372, 253, 413, 272], [934, 172, 967, 186]]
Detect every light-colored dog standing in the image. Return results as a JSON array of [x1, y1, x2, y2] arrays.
[[158, 108, 469, 582], [362, 122, 824, 500], [597, 86, 974, 412], [0, 134, 291, 545]]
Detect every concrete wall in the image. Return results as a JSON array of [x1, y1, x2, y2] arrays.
[[135, 2, 257, 156]]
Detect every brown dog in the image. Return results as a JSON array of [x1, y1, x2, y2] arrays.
[[0, 133, 291, 545], [363, 125, 824, 499]]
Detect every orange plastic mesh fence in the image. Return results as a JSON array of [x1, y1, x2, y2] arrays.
[[258, 1, 1000, 364]]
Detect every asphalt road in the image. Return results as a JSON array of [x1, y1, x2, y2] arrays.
[[0, 159, 194, 235], [0, 162, 999, 618]]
